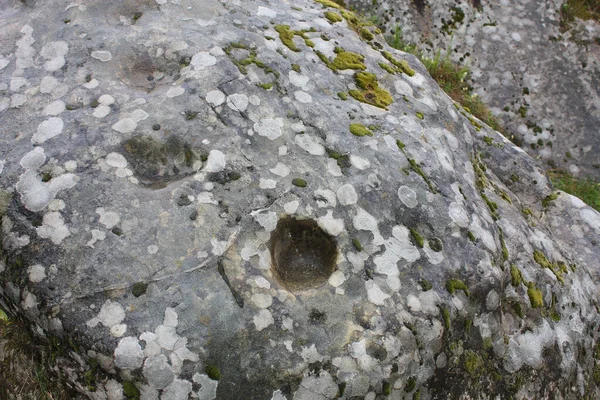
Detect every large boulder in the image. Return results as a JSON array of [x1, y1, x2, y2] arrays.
[[1, 0, 599, 398], [347, 0, 600, 179]]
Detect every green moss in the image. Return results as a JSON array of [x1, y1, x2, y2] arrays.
[[542, 192, 559, 207], [464, 318, 472, 335], [498, 228, 509, 262], [510, 173, 520, 183], [533, 250, 567, 284], [314, 0, 342, 8], [522, 207, 533, 218], [360, 27, 374, 40], [275, 25, 300, 52], [446, 279, 470, 297], [379, 62, 396, 74], [407, 158, 437, 193], [381, 51, 415, 76], [291, 63, 301, 73], [463, 350, 484, 378], [259, 82, 274, 90], [349, 123, 373, 137], [123, 381, 140, 400], [518, 105, 528, 118], [415, 111, 424, 120], [413, 389, 421, 400], [409, 227, 424, 248], [467, 231, 477, 242], [205, 365, 221, 381], [405, 376, 416, 392], [440, 306, 451, 330], [383, 380, 392, 395], [396, 140, 406, 150], [419, 279, 432, 291], [291, 178, 308, 188], [483, 136, 494, 145], [352, 238, 362, 251], [324, 11, 343, 23], [348, 72, 393, 109], [337, 92, 347, 100], [304, 39, 315, 47], [510, 265, 523, 287], [331, 50, 366, 71], [526, 282, 544, 308], [132, 282, 148, 297]]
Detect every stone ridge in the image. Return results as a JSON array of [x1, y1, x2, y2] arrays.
[[0, 0, 599, 399]]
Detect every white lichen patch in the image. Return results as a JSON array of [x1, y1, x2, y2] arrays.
[[91, 50, 112, 62], [28, 264, 46, 283], [257, 6, 277, 18], [36, 212, 70, 244], [284, 200, 300, 214], [314, 189, 336, 208], [111, 118, 137, 133], [206, 90, 226, 106], [328, 270, 346, 287], [193, 373, 218, 400], [43, 100, 65, 116], [251, 293, 273, 309], [203, 150, 226, 173], [317, 210, 345, 236], [253, 309, 274, 331], [105, 152, 128, 168], [114, 337, 145, 370], [336, 184, 357, 206], [295, 133, 325, 155], [226, 93, 249, 112], [40, 41, 68, 71], [397, 185, 418, 208], [191, 52, 217, 70], [353, 208, 384, 246], [32, 117, 64, 144], [96, 208, 121, 229], [349, 155, 370, 170], [448, 202, 470, 228], [254, 118, 283, 140], [253, 211, 277, 232], [87, 229, 107, 248], [259, 178, 277, 189], [166, 86, 185, 98], [289, 71, 309, 88], [469, 215, 496, 252], [294, 90, 312, 103], [365, 280, 390, 305], [87, 300, 126, 329], [269, 162, 290, 177]]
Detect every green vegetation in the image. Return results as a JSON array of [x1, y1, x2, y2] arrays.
[[549, 171, 600, 211], [385, 27, 509, 140], [205, 365, 221, 381], [526, 282, 544, 308], [0, 308, 77, 399], [463, 350, 484, 378], [409, 227, 424, 248], [510, 265, 523, 287], [349, 123, 373, 137], [348, 72, 394, 109], [331, 48, 366, 71], [446, 279, 470, 297], [533, 250, 568, 284], [352, 238, 363, 251], [324, 11, 343, 23], [292, 178, 307, 187], [560, 0, 600, 31]]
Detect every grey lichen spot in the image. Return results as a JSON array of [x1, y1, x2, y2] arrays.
[[269, 216, 338, 291]]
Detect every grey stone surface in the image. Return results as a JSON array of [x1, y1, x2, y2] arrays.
[[0, 0, 600, 399], [348, 0, 600, 179]]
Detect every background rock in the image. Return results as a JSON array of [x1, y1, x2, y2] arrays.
[[348, 0, 600, 179]]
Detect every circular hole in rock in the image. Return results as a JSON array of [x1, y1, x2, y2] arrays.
[[269, 216, 337, 291]]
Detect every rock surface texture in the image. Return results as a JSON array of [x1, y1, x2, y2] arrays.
[[0, 0, 600, 399], [348, 0, 600, 179]]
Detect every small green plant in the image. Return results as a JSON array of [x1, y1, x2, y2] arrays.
[[560, 0, 600, 31], [385, 27, 510, 141], [548, 170, 600, 211]]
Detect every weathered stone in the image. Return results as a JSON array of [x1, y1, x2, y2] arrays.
[[0, 0, 599, 399]]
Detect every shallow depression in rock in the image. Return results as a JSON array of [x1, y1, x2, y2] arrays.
[[269, 216, 337, 291]]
